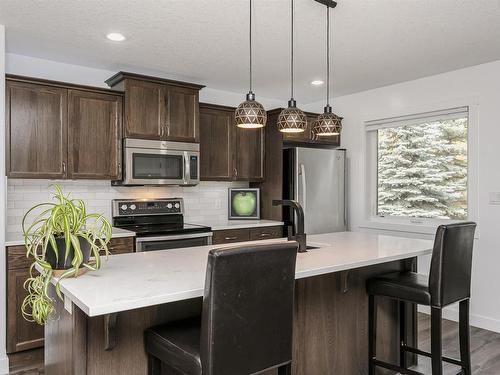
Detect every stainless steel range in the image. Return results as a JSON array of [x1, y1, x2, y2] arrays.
[[112, 198, 212, 252]]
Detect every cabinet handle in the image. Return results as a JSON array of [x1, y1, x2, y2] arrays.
[[233, 167, 238, 177], [62, 161, 67, 174], [224, 236, 238, 240], [260, 233, 272, 237], [165, 123, 170, 136], [117, 162, 122, 176], [160, 125, 165, 138]]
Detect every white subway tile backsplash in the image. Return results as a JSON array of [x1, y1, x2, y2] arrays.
[[7, 179, 248, 237]]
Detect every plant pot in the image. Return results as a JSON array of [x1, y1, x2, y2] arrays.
[[45, 237, 91, 270]]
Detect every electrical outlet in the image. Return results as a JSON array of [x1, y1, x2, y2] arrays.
[[489, 192, 500, 205]]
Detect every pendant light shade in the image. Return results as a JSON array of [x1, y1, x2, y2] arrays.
[[313, 2, 342, 136], [278, 0, 306, 133], [235, 0, 267, 129]]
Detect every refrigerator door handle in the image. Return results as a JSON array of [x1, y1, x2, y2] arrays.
[[300, 163, 307, 211]]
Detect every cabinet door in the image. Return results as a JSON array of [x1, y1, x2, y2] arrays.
[[199, 106, 233, 180], [165, 86, 199, 142], [234, 127, 265, 181], [68, 90, 123, 179], [6, 81, 68, 178], [124, 79, 164, 139], [282, 116, 313, 143], [7, 268, 45, 353]]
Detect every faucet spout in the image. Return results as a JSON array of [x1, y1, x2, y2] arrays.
[[272, 199, 307, 252]]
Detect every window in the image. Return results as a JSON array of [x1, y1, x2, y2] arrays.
[[367, 107, 469, 221]]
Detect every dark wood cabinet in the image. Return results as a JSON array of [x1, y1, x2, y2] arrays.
[[199, 103, 265, 182], [107, 236, 135, 255], [212, 226, 283, 245], [106, 72, 203, 143], [280, 110, 341, 147], [68, 90, 123, 179], [199, 104, 234, 181], [6, 75, 124, 180], [122, 79, 164, 140], [6, 236, 135, 354], [7, 245, 44, 354], [6, 80, 68, 179], [166, 86, 199, 142], [234, 126, 265, 181]]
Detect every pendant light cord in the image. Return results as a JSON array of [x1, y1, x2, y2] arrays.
[[291, 0, 294, 100], [326, 5, 330, 107], [249, 0, 253, 94]]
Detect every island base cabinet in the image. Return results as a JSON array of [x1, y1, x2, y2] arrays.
[[44, 259, 416, 375]]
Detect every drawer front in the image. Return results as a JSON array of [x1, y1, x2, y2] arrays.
[[249, 226, 283, 241], [7, 246, 31, 270], [108, 236, 135, 255], [212, 229, 250, 245]]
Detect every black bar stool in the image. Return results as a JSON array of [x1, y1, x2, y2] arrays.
[[366, 222, 476, 375], [145, 242, 299, 375]]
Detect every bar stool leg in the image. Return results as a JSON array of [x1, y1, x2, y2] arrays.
[[148, 354, 162, 375], [459, 299, 472, 375], [278, 363, 292, 375], [430, 307, 443, 375], [368, 294, 377, 375], [399, 300, 407, 368]]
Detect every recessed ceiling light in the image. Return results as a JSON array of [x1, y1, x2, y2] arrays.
[[311, 80, 324, 86], [106, 33, 126, 42]]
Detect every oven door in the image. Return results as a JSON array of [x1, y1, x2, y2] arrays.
[[135, 232, 213, 252], [124, 146, 186, 185]]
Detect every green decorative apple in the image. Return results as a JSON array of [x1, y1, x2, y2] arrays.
[[232, 192, 256, 216]]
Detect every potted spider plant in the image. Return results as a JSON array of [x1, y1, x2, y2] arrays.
[[21, 185, 112, 325]]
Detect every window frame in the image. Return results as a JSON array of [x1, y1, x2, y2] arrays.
[[362, 103, 478, 236]]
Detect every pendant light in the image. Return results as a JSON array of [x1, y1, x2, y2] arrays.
[[313, 1, 342, 136], [277, 0, 307, 133], [235, 0, 267, 129]]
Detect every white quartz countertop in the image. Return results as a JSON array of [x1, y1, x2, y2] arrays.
[[5, 227, 135, 247], [191, 219, 284, 231], [56, 231, 433, 317]]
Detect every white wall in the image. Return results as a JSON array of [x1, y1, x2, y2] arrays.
[[6, 53, 285, 109], [0, 25, 9, 375], [305, 60, 500, 333]]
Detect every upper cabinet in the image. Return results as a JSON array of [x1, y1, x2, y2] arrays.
[[6, 76, 123, 180], [279, 109, 341, 147], [67, 90, 122, 179], [199, 103, 265, 182], [199, 104, 233, 181], [6, 80, 68, 179], [105, 72, 203, 143]]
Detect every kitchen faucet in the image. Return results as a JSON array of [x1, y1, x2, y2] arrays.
[[272, 199, 307, 252]]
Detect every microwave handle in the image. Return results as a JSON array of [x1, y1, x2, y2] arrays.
[[184, 152, 191, 182]]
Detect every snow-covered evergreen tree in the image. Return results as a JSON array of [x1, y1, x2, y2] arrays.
[[377, 118, 467, 219]]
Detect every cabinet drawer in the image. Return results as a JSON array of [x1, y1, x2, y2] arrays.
[[249, 226, 283, 241], [212, 229, 250, 245], [108, 236, 135, 255], [7, 246, 31, 270]]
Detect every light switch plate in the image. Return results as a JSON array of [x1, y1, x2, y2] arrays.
[[489, 192, 500, 205]]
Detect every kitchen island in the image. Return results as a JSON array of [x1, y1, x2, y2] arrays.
[[45, 232, 433, 375]]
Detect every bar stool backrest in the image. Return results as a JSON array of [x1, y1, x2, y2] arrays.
[[429, 222, 476, 307], [200, 242, 298, 375]]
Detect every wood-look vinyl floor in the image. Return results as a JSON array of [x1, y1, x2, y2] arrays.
[[8, 314, 500, 375]]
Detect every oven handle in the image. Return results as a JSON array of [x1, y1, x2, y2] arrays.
[[136, 232, 213, 243]]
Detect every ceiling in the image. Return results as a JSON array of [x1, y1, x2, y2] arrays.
[[1, 0, 500, 104]]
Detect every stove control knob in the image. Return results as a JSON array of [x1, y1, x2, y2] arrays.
[[174, 203, 180, 209], [120, 204, 128, 211], [130, 204, 137, 210], [167, 203, 173, 209]]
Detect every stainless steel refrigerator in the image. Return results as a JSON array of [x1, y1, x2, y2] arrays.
[[283, 147, 346, 235]]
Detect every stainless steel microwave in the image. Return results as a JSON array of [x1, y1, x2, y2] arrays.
[[118, 138, 200, 186]]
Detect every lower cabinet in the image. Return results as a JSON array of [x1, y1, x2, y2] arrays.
[[6, 236, 135, 353], [212, 226, 283, 245]]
